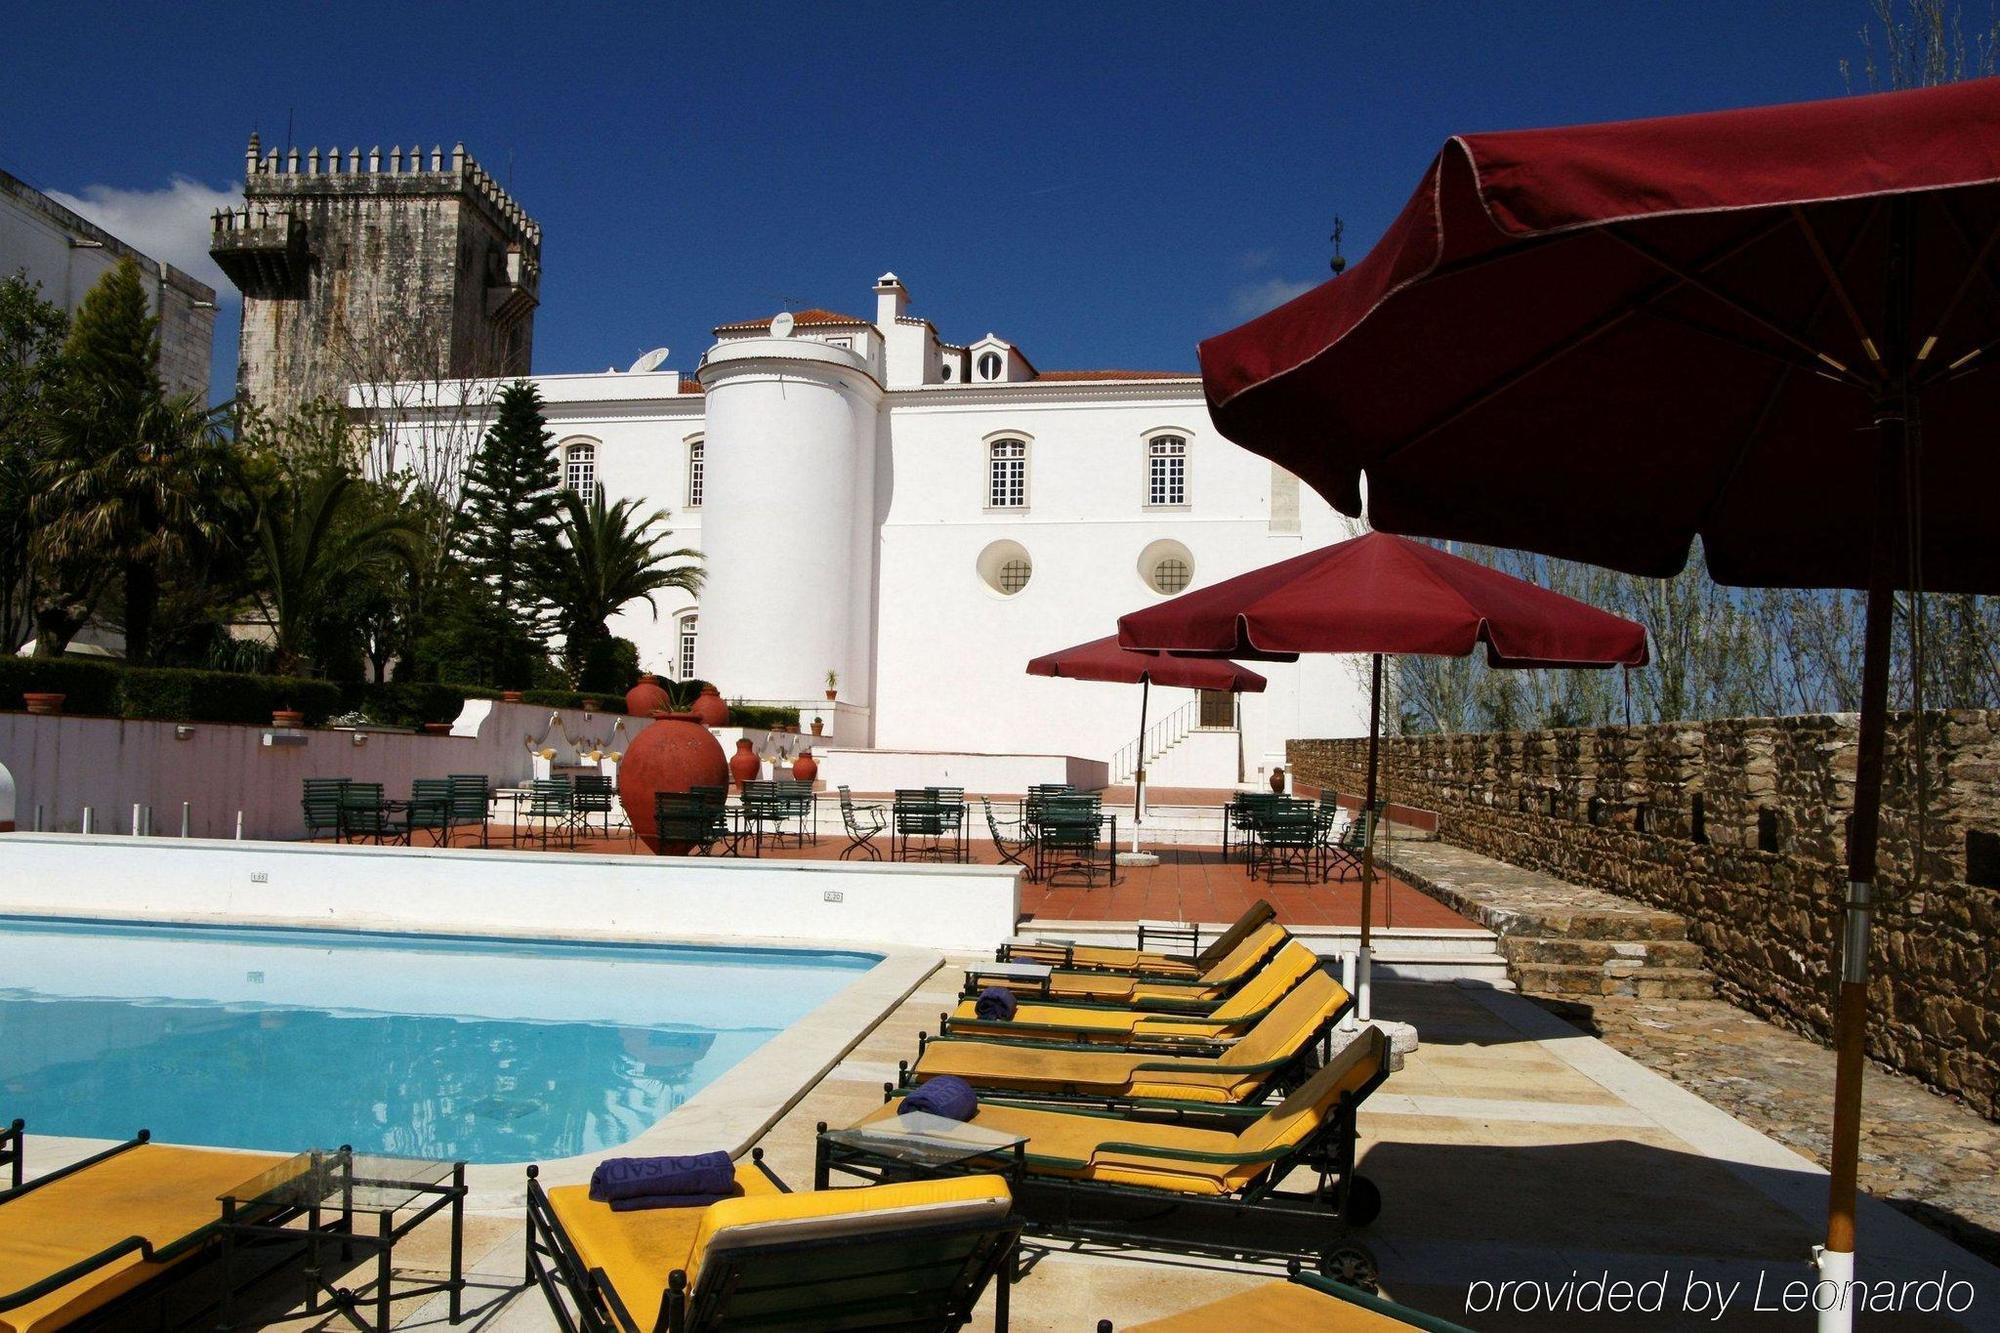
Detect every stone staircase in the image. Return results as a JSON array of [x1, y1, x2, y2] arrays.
[[1380, 840, 1716, 1000]]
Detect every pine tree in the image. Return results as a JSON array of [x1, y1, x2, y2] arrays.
[[62, 258, 159, 406], [454, 379, 562, 685]]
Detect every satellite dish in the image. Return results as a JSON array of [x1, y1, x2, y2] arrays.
[[769, 312, 795, 338], [627, 347, 671, 374]]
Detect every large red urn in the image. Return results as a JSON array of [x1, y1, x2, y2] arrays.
[[618, 712, 729, 852], [624, 674, 670, 718], [729, 738, 760, 789], [791, 750, 818, 785], [691, 683, 729, 727]]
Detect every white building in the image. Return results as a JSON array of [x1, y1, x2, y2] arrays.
[[370, 274, 1367, 788]]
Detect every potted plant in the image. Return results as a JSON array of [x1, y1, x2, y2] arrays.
[[500, 690, 524, 703], [422, 722, 453, 735], [810, 715, 824, 736], [273, 708, 305, 728], [581, 697, 601, 713], [825, 669, 839, 701], [22, 692, 64, 716]]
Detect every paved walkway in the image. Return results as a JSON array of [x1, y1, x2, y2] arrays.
[[1536, 992, 2000, 1269]]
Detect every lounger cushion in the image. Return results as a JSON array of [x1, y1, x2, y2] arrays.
[[1122, 1278, 1418, 1331], [0, 1144, 287, 1333], [545, 1163, 780, 1329], [686, 1174, 1011, 1290]]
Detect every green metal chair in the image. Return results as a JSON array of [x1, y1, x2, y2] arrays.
[[690, 785, 744, 855], [340, 782, 406, 845], [982, 797, 1034, 879], [838, 785, 886, 861], [653, 791, 735, 856], [777, 779, 817, 845], [1249, 797, 1320, 882], [892, 789, 950, 862], [524, 779, 575, 849], [302, 778, 350, 841], [572, 775, 617, 840], [408, 779, 457, 847], [448, 774, 492, 847], [1035, 794, 1112, 886]]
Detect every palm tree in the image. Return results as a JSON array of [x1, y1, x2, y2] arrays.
[[36, 388, 235, 662], [542, 491, 702, 681], [246, 463, 417, 676]]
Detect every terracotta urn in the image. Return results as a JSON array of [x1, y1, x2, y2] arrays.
[[792, 749, 819, 785], [624, 674, 669, 718], [273, 708, 305, 728], [618, 711, 729, 852], [690, 683, 729, 727], [22, 692, 64, 716], [500, 690, 524, 703], [729, 737, 760, 789], [1270, 766, 1286, 794]]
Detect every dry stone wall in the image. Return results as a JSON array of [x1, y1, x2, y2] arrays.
[[1290, 712, 2000, 1120]]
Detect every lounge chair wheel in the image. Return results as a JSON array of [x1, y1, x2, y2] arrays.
[[1318, 1242, 1379, 1293], [1341, 1173, 1382, 1226]]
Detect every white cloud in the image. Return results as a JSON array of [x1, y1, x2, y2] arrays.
[[1227, 274, 1316, 320], [49, 175, 243, 294]]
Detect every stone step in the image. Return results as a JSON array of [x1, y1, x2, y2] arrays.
[[1477, 905, 1689, 943], [1500, 936, 1708, 969], [1510, 961, 1717, 1000]]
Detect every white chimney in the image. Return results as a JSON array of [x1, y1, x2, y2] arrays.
[[874, 272, 908, 329]]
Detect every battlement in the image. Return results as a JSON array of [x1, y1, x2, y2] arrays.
[[237, 132, 541, 251]]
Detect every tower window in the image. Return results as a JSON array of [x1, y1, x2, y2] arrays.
[[1147, 436, 1187, 506], [988, 438, 1027, 508], [564, 441, 597, 504], [678, 615, 698, 680], [977, 351, 1002, 381], [686, 438, 704, 509]]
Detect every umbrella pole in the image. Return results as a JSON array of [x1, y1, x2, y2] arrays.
[[1357, 652, 1383, 1022], [1133, 677, 1150, 853], [1817, 406, 1904, 1329]]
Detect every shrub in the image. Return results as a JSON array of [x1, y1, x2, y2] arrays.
[[120, 668, 343, 725], [341, 681, 478, 729], [0, 656, 124, 715], [728, 703, 800, 730]]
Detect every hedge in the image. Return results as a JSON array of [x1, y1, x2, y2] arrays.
[[0, 656, 124, 716], [729, 703, 802, 730]]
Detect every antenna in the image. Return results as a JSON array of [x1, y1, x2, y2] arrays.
[[627, 347, 671, 374], [1329, 215, 1347, 275]]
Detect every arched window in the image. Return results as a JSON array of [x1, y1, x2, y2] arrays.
[[1147, 435, 1187, 506], [564, 440, 597, 504], [677, 614, 698, 680], [988, 438, 1027, 508], [686, 437, 704, 509]]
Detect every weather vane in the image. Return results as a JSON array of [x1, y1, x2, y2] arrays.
[[1330, 216, 1347, 275]]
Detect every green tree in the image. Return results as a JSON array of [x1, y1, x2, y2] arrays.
[[454, 379, 563, 684], [0, 272, 69, 651], [541, 490, 702, 686]]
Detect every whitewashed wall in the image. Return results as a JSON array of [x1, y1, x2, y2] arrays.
[[807, 747, 1108, 796]]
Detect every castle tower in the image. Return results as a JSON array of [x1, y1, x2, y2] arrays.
[[210, 133, 541, 415]]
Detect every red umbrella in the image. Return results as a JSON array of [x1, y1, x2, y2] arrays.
[[1117, 531, 1646, 1007], [1195, 78, 2000, 1320], [1027, 635, 1268, 850]]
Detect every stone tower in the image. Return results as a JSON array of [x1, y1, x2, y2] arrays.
[[210, 134, 541, 415]]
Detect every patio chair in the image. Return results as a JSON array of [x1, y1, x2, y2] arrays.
[[739, 781, 792, 855], [1251, 798, 1322, 883], [893, 789, 951, 862], [408, 778, 458, 847], [904, 967, 1350, 1108], [778, 778, 817, 845], [524, 778, 576, 849], [945, 939, 1323, 1049], [448, 774, 492, 847], [838, 785, 886, 861], [572, 774, 618, 840], [820, 1025, 1392, 1282], [931, 786, 967, 860], [0, 1127, 305, 1331], [1319, 803, 1372, 883], [654, 791, 736, 856], [1222, 791, 1284, 864], [963, 919, 1293, 1011], [688, 785, 744, 855], [524, 1151, 1019, 1333], [300, 778, 349, 841], [998, 899, 1277, 975], [1033, 794, 1111, 886], [339, 781, 406, 845], [980, 798, 1034, 879], [1102, 1264, 1474, 1332]]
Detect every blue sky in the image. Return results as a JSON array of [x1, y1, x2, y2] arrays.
[[1, 2, 1867, 401]]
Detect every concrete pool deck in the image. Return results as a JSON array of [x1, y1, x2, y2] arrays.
[[58, 974, 1982, 1331]]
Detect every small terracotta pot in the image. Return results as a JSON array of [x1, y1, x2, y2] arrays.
[[422, 722, 453, 735], [691, 683, 729, 727], [825, 689, 838, 701], [792, 750, 818, 784], [730, 738, 760, 789], [22, 692, 64, 716], [273, 708, 305, 728], [581, 697, 601, 712], [810, 719, 824, 736], [500, 690, 524, 703]]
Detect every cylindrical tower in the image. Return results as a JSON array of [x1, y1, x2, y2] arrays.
[[695, 331, 881, 714]]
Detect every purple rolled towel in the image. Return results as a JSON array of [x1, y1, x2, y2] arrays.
[[900, 1074, 978, 1122], [974, 986, 1018, 1021], [589, 1150, 734, 1203], [609, 1190, 739, 1212]]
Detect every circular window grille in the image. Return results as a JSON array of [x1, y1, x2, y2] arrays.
[[1152, 557, 1191, 594], [998, 558, 1033, 594]]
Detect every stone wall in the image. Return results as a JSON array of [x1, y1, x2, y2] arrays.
[[1290, 712, 2000, 1120]]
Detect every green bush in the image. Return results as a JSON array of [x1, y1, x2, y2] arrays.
[[120, 669, 343, 725], [0, 656, 124, 715], [729, 703, 800, 730], [342, 681, 478, 729]]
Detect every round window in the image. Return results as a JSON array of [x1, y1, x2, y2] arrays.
[[977, 539, 1034, 597], [1152, 557, 1191, 594], [977, 351, 1002, 381], [1138, 539, 1196, 595]]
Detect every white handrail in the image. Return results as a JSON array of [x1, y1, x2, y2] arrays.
[[1110, 699, 1202, 783]]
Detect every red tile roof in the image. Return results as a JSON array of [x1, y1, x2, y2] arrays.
[[1034, 369, 1198, 382], [713, 308, 871, 333], [678, 376, 703, 394]]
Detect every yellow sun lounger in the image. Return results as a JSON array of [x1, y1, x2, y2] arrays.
[[1104, 1268, 1476, 1332], [0, 1130, 294, 1333], [525, 1151, 1019, 1332], [943, 940, 1323, 1048], [823, 1025, 1392, 1281], [909, 967, 1350, 1105], [997, 900, 1279, 978], [964, 920, 1291, 1012]]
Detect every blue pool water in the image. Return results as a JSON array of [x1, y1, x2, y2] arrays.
[[0, 917, 876, 1163]]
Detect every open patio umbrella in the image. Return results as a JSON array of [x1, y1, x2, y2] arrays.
[[1117, 531, 1647, 1012], [1195, 77, 2000, 1328], [1026, 634, 1268, 853]]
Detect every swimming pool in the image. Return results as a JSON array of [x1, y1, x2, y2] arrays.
[[0, 917, 878, 1163]]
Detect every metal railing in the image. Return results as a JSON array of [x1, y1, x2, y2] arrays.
[[1110, 699, 1203, 784]]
